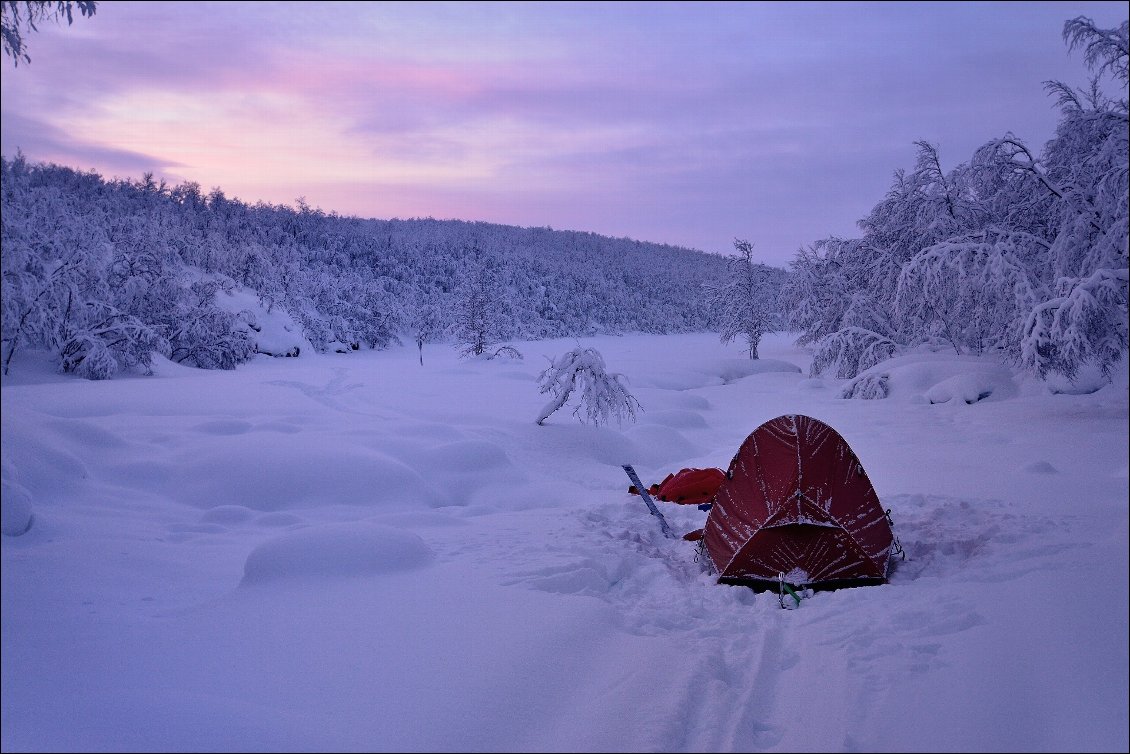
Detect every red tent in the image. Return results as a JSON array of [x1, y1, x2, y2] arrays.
[[703, 414, 896, 591]]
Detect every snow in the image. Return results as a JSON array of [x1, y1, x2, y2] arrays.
[[2, 332, 1127, 753], [217, 286, 313, 357], [842, 350, 1020, 403]]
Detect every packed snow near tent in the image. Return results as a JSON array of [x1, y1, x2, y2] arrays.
[[1, 332, 1127, 753]]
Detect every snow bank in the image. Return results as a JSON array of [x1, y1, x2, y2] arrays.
[[841, 352, 1018, 403], [172, 436, 443, 510], [634, 357, 800, 390], [0, 454, 33, 536], [241, 523, 433, 584], [215, 286, 311, 358]]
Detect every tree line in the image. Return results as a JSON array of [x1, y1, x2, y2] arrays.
[[1, 156, 745, 378]]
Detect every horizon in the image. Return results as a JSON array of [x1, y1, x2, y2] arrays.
[[1, 1, 1127, 266]]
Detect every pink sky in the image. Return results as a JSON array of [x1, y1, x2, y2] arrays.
[[2, 1, 1127, 266]]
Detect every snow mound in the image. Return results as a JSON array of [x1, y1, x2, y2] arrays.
[[701, 357, 802, 382], [1, 454, 34, 536], [215, 285, 312, 357], [638, 409, 709, 429], [841, 353, 1018, 403], [241, 523, 433, 584], [623, 424, 701, 466], [531, 423, 641, 467], [632, 358, 800, 391], [0, 412, 91, 501], [1040, 361, 1119, 395], [632, 389, 711, 412], [925, 373, 1002, 405], [419, 440, 512, 472], [173, 435, 442, 510], [390, 440, 523, 508]]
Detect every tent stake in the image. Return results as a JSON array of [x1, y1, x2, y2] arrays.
[[779, 572, 803, 608]]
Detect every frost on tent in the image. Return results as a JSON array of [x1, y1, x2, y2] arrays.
[[535, 346, 641, 427]]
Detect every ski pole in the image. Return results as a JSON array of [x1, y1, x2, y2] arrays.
[[622, 465, 676, 539]]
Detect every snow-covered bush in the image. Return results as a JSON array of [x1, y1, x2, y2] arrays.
[[535, 347, 641, 426], [810, 327, 899, 379], [1022, 267, 1129, 379], [840, 374, 890, 400]]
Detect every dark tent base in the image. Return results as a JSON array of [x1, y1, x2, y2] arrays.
[[718, 575, 889, 593]]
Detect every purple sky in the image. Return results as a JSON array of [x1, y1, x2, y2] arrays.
[[2, 1, 1127, 267]]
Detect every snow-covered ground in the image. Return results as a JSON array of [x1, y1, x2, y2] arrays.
[[2, 332, 1127, 753]]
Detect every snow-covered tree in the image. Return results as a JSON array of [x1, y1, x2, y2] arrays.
[[1063, 15, 1129, 85], [535, 346, 641, 426], [809, 327, 899, 380], [977, 17, 1128, 379], [450, 261, 513, 358], [893, 231, 1047, 356], [1022, 267, 1128, 379], [780, 237, 892, 348], [55, 302, 163, 379], [1, 152, 731, 380], [710, 238, 778, 359], [164, 280, 256, 370], [410, 299, 443, 366], [781, 15, 1128, 385]]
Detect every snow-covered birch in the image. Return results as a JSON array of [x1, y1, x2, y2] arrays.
[[535, 347, 640, 426]]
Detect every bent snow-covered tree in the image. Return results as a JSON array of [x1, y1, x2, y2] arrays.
[[535, 346, 641, 426]]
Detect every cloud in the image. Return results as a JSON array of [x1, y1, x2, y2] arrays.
[[0, 111, 185, 178], [1, 0, 1125, 268]]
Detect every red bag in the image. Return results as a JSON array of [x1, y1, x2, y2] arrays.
[[653, 467, 726, 505]]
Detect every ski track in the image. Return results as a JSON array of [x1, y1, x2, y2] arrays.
[[469, 483, 1096, 751]]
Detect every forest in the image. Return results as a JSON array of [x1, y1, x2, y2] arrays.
[[0, 156, 783, 379]]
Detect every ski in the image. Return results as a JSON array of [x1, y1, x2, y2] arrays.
[[622, 464, 676, 539]]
